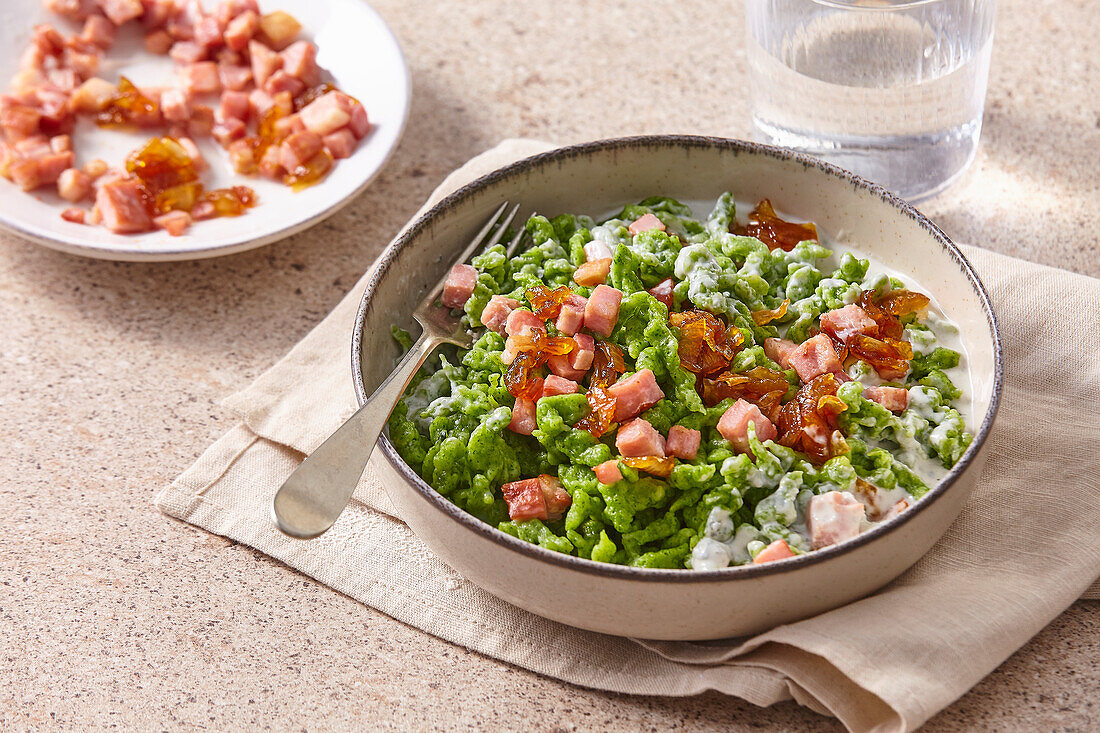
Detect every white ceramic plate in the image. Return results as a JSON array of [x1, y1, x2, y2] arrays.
[[0, 0, 410, 261]]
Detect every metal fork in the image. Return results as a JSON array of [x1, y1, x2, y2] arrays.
[[271, 202, 527, 539]]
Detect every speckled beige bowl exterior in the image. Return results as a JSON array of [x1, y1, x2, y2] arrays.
[[352, 136, 1002, 641]]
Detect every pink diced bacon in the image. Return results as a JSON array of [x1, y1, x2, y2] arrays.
[[717, 399, 777, 453], [807, 491, 866, 549], [97, 0, 143, 25], [144, 29, 174, 55], [44, 0, 97, 22], [628, 212, 665, 236], [608, 368, 664, 423], [81, 15, 116, 50], [249, 40, 282, 88], [615, 418, 666, 458], [220, 89, 250, 122], [95, 178, 152, 233], [507, 398, 537, 436], [322, 128, 356, 159], [862, 385, 909, 412], [753, 539, 795, 564], [224, 10, 259, 51], [180, 62, 221, 95], [441, 263, 477, 309], [505, 308, 545, 337], [541, 375, 579, 398], [570, 333, 595, 371], [263, 69, 304, 97], [820, 304, 878, 342], [279, 129, 321, 171], [500, 475, 571, 522], [280, 41, 320, 85], [763, 337, 799, 370], [170, 41, 207, 65], [665, 425, 701, 461], [593, 460, 622, 485], [583, 284, 622, 337], [160, 88, 191, 122], [219, 64, 253, 91], [298, 90, 352, 136], [480, 295, 518, 336], [57, 167, 91, 201], [154, 209, 192, 236], [787, 333, 843, 383], [555, 293, 587, 336]]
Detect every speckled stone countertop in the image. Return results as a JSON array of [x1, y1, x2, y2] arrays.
[[1, 0, 1097, 729]]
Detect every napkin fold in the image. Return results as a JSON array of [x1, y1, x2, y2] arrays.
[[156, 140, 1100, 733]]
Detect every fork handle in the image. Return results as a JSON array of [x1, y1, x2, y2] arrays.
[[271, 331, 440, 539]]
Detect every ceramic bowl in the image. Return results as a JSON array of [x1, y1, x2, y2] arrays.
[[352, 136, 1003, 641]]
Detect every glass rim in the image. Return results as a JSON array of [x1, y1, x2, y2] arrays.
[[810, 0, 971, 11]]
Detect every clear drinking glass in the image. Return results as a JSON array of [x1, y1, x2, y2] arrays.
[[746, 0, 996, 201]]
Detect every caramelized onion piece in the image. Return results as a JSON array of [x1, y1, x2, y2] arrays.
[[527, 285, 574, 320], [777, 373, 848, 463], [575, 342, 624, 436], [670, 310, 743, 375], [733, 199, 818, 252], [621, 455, 676, 478], [504, 329, 577, 400], [751, 298, 790, 326], [702, 366, 789, 408]]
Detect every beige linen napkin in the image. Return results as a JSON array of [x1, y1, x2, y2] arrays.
[[156, 140, 1100, 733]]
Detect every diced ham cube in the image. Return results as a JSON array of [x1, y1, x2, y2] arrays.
[[32, 25, 66, 57], [212, 117, 246, 146], [583, 239, 612, 261], [1, 102, 41, 141], [188, 105, 215, 138], [583, 284, 623, 337], [227, 138, 256, 173], [862, 385, 909, 412], [224, 10, 259, 51], [83, 158, 108, 179], [60, 207, 86, 224], [49, 135, 71, 154], [169, 41, 207, 65], [218, 63, 253, 91], [270, 90, 294, 117], [154, 210, 192, 236], [217, 47, 244, 66], [753, 539, 796, 564], [44, 0, 97, 22], [180, 61, 221, 95], [8, 159, 42, 191], [347, 102, 370, 139], [280, 41, 320, 85], [570, 333, 595, 371], [593, 460, 622, 485], [628, 212, 666, 236], [192, 16, 224, 50], [717, 399, 778, 453], [96, 178, 152, 233], [177, 137, 206, 172], [14, 136, 52, 159], [220, 90, 250, 122], [648, 278, 674, 310], [97, 0, 143, 24], [273, 113, 305, 138], [820, 304, 878, 342], [539, 475, 571, 521], [263, 70, 304, 97], [555, 293, 588, 336], [249, 40, 282, 88], [81, 15, 116, 49], [573, 257, 611, 287], [440, 263, 477, 309], [547, 352, 585, 382], [505, 308, 545, 337], [257, 143, 282, 178], [322, 128, 356, 159], [608, 368, 665, 423], [298, 91, 352, 136], [258, 10, 302, 50], [479, 295, 518, 335], [144, 30, 174, 55], [279, 129, 321, 171], [541, 375, 579, 398], [507, 398, 537, 436], [160, 88, 191, 121], [57, 167, 92, 201], [615, 418, 666, 458], [787, 333, 843, 383], [500, 478, 545, 522], [665, 425, 701, 461], [807, 491, 866, 549], [11, 150, 73, 190], [763, 337, 799, 370], [141, 0, 174, 29], [46, 68, 80, 93], [247, 88, 275, 118]]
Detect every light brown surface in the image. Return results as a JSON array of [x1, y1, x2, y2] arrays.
[[1, 0, 1097, 730]]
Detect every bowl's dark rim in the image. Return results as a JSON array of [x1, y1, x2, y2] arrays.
[[352, 134, 1004, 583]]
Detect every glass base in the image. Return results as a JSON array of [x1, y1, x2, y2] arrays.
[[752, 117, 981, 202]]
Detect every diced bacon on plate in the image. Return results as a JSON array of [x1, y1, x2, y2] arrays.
[[608, 368, 664, 423], [97, 0, 144, 25], [247, 88, 274, 118], [862, 385, 909, 412], [220, 89, 250, 122], [14, 136, 52, 159], [541, 374, 579, 398], [593, 460, 622, 485], [628, 212, 665, 236], [507, 397, 537, 436], [190, 200, 216, 220], [480, 295, 518, 335], [159, 88, 191, 121], [665, 425, 701, 460], [144, 29, 174, 55], [154, 210, 192, 236], [322, 128, 356, 159], [763, 337, 799, 370], [187, 104, 215, 137], [820, 304, 877, 342], [216, 0, 260, 25], [717, 398, 777, 453], [547, 352, 585, 382], [180, 61, 221, 95], [248, 40, 282, 88], [224, 10, 259, 51], [44, 0, 98, 22], [570, 333, 595, 371], [280, 41, 320, 85], [573, 257, 611, 287], [82, 158, 108, 179], [258, 10, 302, 50], [10, 150, 73, 190], [787, 333, 843, 383], [169, 41, 207, 65], [1, 101, 41, 141], [298, 90, 353, 136], [555, 294, 587, 336], [347, 102, 370, 139], [273, 113, 305, 138], [263, 69, 304, 97], [46, 68, 81, 93], [177, 136, 206, 171], [218, 63, 253, 91], [440, 263, 477, 309], [95, 177, 152, 233], [192, 16, 224, 50], [583, 284, 622, 337], [60, 207, 86, 224], [32, 25, 66, 57], [49, 135, 71, 153], [753, 539, 795, 564], [257, 143, 282, 178], [505, 308, 545, 337], [278, 129, 321, 171], [615, 418, 666, 458], [212, 116, 246, 146], [583, 238, 612, 261], [57, 167, 91, 201], [81, 15, 116, 49], [807, 491, 866, 549], [226, 137, 255, 173]]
